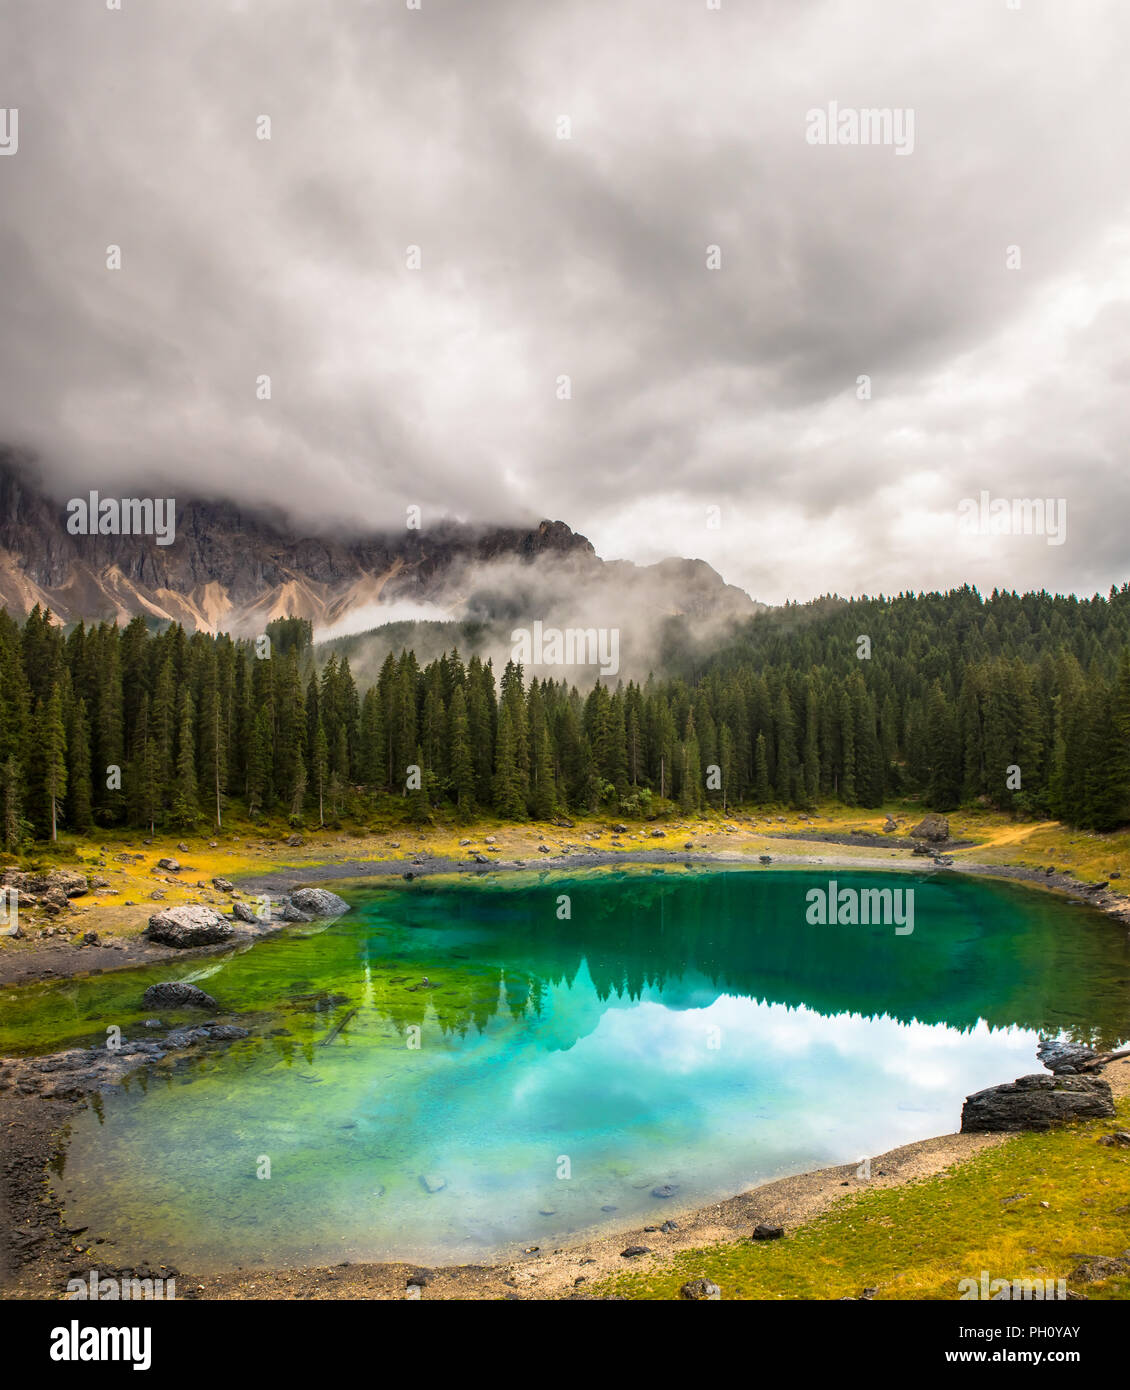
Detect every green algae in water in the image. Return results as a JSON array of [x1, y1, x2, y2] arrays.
[[29, 866, 1130, 1270]]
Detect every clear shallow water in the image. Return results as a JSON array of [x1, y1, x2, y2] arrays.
[[13, 865, 1129, 1269]]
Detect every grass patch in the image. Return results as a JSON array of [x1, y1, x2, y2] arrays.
[[599, 1099, 1130, 1300]]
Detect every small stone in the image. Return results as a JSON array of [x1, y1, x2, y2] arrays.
[[751, 1224, 784, 1241], [679, 1278, 721, 1301]]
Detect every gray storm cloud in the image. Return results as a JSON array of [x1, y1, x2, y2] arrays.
[[0, 0, 1127, 604]]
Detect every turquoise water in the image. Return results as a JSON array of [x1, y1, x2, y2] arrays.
[[26, 866, 1130, 1269]]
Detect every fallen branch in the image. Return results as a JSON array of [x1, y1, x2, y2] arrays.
[[320, 1006, 359, 1047], [1080, 1049, 1130, 1073]]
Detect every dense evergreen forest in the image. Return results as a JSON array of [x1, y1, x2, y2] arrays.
[[1, 583, 1129, 846]]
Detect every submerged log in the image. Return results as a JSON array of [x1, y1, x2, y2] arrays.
[[319, 1006, 359, 1046]]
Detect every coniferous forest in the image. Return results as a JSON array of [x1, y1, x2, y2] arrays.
[[2, 582, 1130, 847]]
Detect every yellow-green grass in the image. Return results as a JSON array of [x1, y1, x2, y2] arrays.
[[599, 1098, 1130, 1301], [4, 801, 1129, 946]]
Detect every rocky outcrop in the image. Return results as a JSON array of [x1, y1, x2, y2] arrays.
[[141, 981, 218, 1010], [1037, 1038, 1097, 1075], [145, 905, 234, 947], [961, 1074, 1115, 1132], [2, 868, 88, 899], [910, 814, 950, 842], [289, 887, 350, 917], [0, 1025, 250, 1099]]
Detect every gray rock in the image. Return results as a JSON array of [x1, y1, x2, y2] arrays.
[[231, 900, 264, 924], [1068, 1252, 1130, 1284], [909, 814, 949, 842], [420, 1174, 446, 1193], [211, 877, 234, 892], [651, 1184, 679, 1199], [155, 858, 182, 872], [751, 1224, 784, 1241], [204, 1024, 250, 1041], [620, 1246, 651, 1257], [145, 905, 234, 947], [289, 887, 350, 917], [1036, 1038, 1096, 1075], [141, 981, 218, 1010], [961, 1073, 1115, 1132], [274, 901, 312, 922], [679, 1278, 721, 1300]]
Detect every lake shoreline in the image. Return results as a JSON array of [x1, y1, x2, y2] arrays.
[[3, 837, 1129, 1300], [3, 836, 1128, 990]]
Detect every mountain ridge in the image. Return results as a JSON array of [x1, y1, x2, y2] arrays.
[[0, 454, 758, 636]]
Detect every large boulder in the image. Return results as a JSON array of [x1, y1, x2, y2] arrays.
[[142, 981, 218, 1010], [910, 814, 950, 842], [145, 905, 234, 948], [961, 1073, 1114, 1133], [289, 887, 350, 918]]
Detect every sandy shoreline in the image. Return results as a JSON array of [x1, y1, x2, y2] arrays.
[[3, 835, 1129, 1300]]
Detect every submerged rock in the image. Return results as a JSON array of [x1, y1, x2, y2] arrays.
[[961, 1073, 1115, 1132], [289, 887, 350, 917], [146, 905, 234, 947], [142, 981, 218, 1010], [419, 1174, 446, 1194]]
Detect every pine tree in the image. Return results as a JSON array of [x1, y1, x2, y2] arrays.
[[171, 691, 198, 829], [42, 687, 68, 842], [447, 686, 476, 813], [313, 720, 329, 827], [67, 696, 93, 832]]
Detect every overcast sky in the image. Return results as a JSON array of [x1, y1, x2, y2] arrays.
[[1, 0, 1127, 604]]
